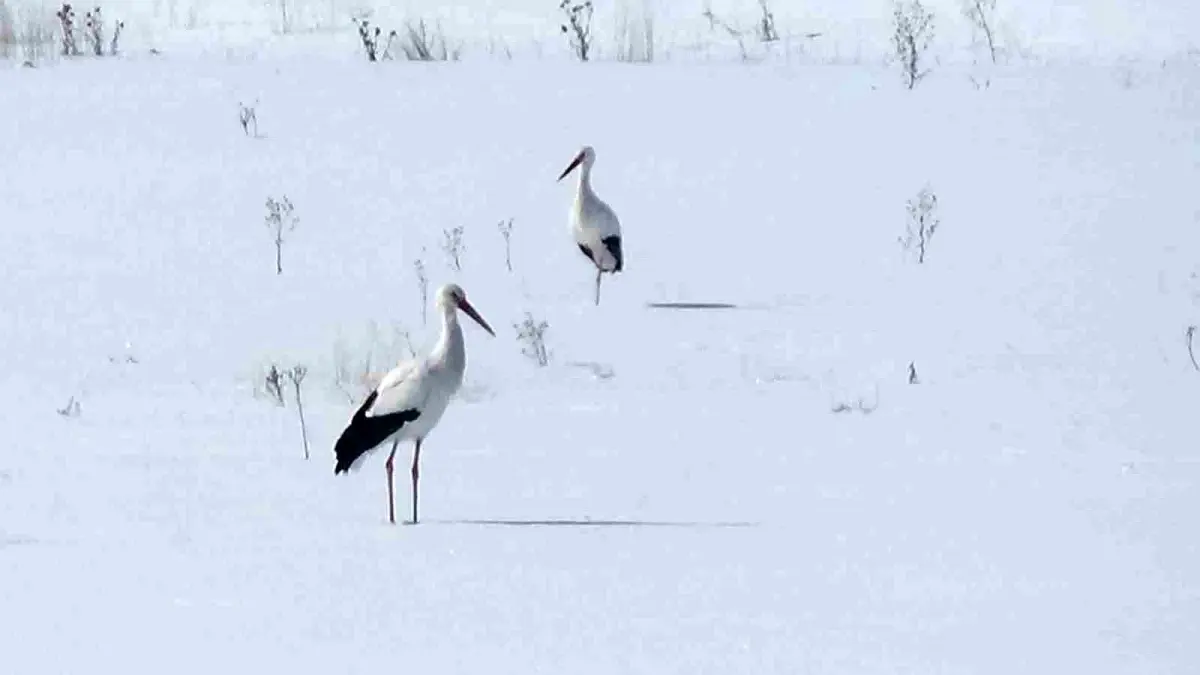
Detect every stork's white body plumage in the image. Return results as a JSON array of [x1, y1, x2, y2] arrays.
[[558, 146, 624, 305], [334, 283, 495, 524]]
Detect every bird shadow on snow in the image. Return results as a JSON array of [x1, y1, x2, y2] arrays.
[[423, 518, 759, 529], [645, 302, 741, 310], [0, 532, 38, 548]]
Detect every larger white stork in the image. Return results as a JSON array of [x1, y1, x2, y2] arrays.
[[558, 145, 624, 305], [333, 283, 495, 524]]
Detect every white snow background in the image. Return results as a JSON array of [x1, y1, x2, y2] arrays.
[[1, 0, 1198, 673]]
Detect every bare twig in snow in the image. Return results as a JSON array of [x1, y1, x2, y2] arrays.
[[832, 384, 880, 414], [57, 395, 81, 417], [264, 195, 298, 275], [497, 218, 514, 272], [899, 187, 940, 264], [1187, 326, 1199, 372], [82, 6, 121, 56], [701, 2, 748, 61], [756, 0, 778, 42], [442, 225, 465, 271], [264, 364, 286, 406], [962, 0, 998, 64], [239, 101, 260, 138], [354, 15, 396, 62], [287, 365, 309, 459], [109, 15, 122, 55], [832, 398, 878, 415]]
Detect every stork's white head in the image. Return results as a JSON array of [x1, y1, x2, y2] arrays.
[[557, 145, 596, 182], [435, 283, 496, 336]]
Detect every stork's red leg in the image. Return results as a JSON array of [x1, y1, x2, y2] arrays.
[[385, 440, 399, 525], [411, 438, 423, 524], [594, 269, 602, 306]]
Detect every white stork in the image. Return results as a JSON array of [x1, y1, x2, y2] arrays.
[[333, 283, 495, 524], [558, 145, 624, 305]]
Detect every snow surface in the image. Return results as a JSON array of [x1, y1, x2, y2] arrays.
[[2, 4, 1200, 674]]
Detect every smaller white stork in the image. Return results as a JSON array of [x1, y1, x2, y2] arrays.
[[558, 145, 624, 306], [333, 283, 495, 525]]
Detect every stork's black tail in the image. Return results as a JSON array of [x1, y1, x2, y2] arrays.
[[602, 235, 623, 273], [333, 390, 421, 474]]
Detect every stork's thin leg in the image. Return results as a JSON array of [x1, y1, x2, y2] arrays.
[[411, 438, 423, 524], [385, 440, 399, 525], [594, 269, 602, 306]]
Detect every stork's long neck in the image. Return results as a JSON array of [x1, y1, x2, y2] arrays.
[[575, 164, 596, 203], [432, 306, 466, 377]]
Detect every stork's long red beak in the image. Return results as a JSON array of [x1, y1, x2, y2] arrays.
[[457, 298, 496, 337], [557, 151, 585, 182]]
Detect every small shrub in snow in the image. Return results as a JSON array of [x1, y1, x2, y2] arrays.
[[353, 16, 396, 62], [831, 384, 879, 414], [899, 186, 940, 264], [81, 6, 98, 54], [892, 0, 935, 89], [398, 19, 459, 61], [57, 395, 81, 418], [497, 218, 514, 272], [54, 4, 121, 57], [264, 195, 298, 275], [286, 365, 310, 459], [442, 225, 465, 272], [832, 397, 877, 415], [262, 363, 286, 406], [968, 73, 992, 90], [83, 6, 121, 56], [559, 0, 594, 62], [107, 352, 138, 364], [413, 257, 429, 325], [755, 0, 779, 43], [962, 0, 998, 65], [54, 3, 78, 56], [238, 101, 260, 138], [515, 313, 550, 367]]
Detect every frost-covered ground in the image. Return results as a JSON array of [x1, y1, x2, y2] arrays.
[[2, 3, 1200, 673]]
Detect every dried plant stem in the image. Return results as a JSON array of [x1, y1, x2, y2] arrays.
[[1187, 326, 1199, 372], [288, 365, 310, 459]]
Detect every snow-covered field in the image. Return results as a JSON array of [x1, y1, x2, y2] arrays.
[[2, 1, 1199, 673]]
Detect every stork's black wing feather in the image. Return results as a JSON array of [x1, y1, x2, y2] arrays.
[[601, 235, 623, 272], [333, 390, 421, 474]]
